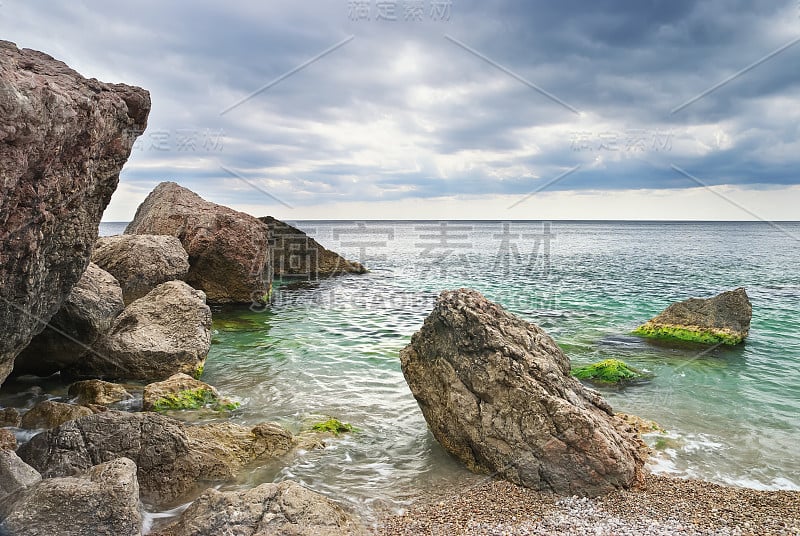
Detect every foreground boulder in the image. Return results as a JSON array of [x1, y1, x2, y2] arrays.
[[260, 216, 367, 280], [92, 234, 190, 304], [400, 289, 646, 496], [0, 457, 141, 536], [17, 411, 294, 506], [70, 280, 212, 381], [153, 481, 363, 536], [633, 287, 752, 345], [0, 40, 149, 385], [13, 263, 125, 377], [125, 182, 270, 304]]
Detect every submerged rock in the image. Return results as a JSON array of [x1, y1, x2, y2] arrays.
[[400, 289, 646, 496], [125, 182, 271, 304], [633, 287, 752, 345], [71, 280, 212, 381], [0, 40, 149, 385], [92, 234, 190, 304], [0, 457, 142, 536], [260, 216, 367, 280], [19, 400, 93, 430], [68, 379, 133, 406], [152, 481, 363, 536], [17, 410, 295, 506], [13, 263, 125, 377], [572, 359, 648, 385]]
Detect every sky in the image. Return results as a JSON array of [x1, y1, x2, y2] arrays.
[[2, 0, 800, 221]]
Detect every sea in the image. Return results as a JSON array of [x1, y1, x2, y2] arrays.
[[93, 221, 800, 522]]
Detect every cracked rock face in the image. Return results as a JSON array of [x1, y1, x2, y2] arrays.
[[0, 40, 150, 385], [400, 288, 646, 497]]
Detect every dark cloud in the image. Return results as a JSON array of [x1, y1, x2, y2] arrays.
[[2, 0, 799, 216]]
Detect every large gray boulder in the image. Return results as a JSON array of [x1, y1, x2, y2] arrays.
[[17, 411, 295, 506], [92, 234, 190, 304], [0, 40, 149, 385], [152, 481, 363, 536], [70, 280, 212, 381], [0, 457, 142, 536], [633, 287, 752, 345], [400, 289, 646, 497], [125, 182, 271, 304], [13, 263, 125, 377]]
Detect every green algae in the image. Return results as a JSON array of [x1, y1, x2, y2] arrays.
[[632, 323, 743, 345], [193, 364, 204, 379], [311, 418, 354, 435], [572, 359, 644, 384], [152, 388, 240, 412]]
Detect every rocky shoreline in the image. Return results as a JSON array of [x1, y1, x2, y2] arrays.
[[1, 40, 797, 536]]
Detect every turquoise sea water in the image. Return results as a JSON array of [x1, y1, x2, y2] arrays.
[[95, 221, 800, 520]]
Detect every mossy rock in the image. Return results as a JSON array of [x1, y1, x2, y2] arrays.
[[152, 388, 240, 413], [311, 418, 354, 435], [572, 359, 647, 385], [632, 323, 743, 345]]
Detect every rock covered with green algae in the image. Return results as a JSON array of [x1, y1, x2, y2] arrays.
[[633, 287, 752, 345], [572, 359, 646, 385], [142, 372, 239, 412], [311, 418, 354, 435]]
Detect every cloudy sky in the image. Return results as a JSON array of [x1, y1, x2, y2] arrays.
[[3, 1, 800, 220]]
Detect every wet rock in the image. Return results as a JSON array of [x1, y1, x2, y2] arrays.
[[68, 379, 133, 406], [13, 263, 125, 377], [19, 400, 94, 430], [633, 287, 752, 345], [152, 481, 363, 536], [71, 280, 212, 381], [260, 216, 367, 280], [142, 372, 236, 412], [0, 457, 141, 536], [125, 182, 271, 304], [400, 288, 646, 497], [92, 234, 190, 304], [0, 40, 149, 385], [17, 410, 295, 506]]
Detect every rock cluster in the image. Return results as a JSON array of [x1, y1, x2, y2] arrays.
[[633, 287, 752, 345], [16, 410, 294, 506], [125, 182, 272, 304], [0, 40, 150, 384], [400, 288, 646, 496]]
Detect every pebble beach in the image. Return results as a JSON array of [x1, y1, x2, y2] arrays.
[[376, 475, 800, 535]]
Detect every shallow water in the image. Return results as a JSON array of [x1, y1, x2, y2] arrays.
[[11, 221, 800, 526]]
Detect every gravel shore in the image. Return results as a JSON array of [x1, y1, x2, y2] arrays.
[[374, 475, 800, 535]]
